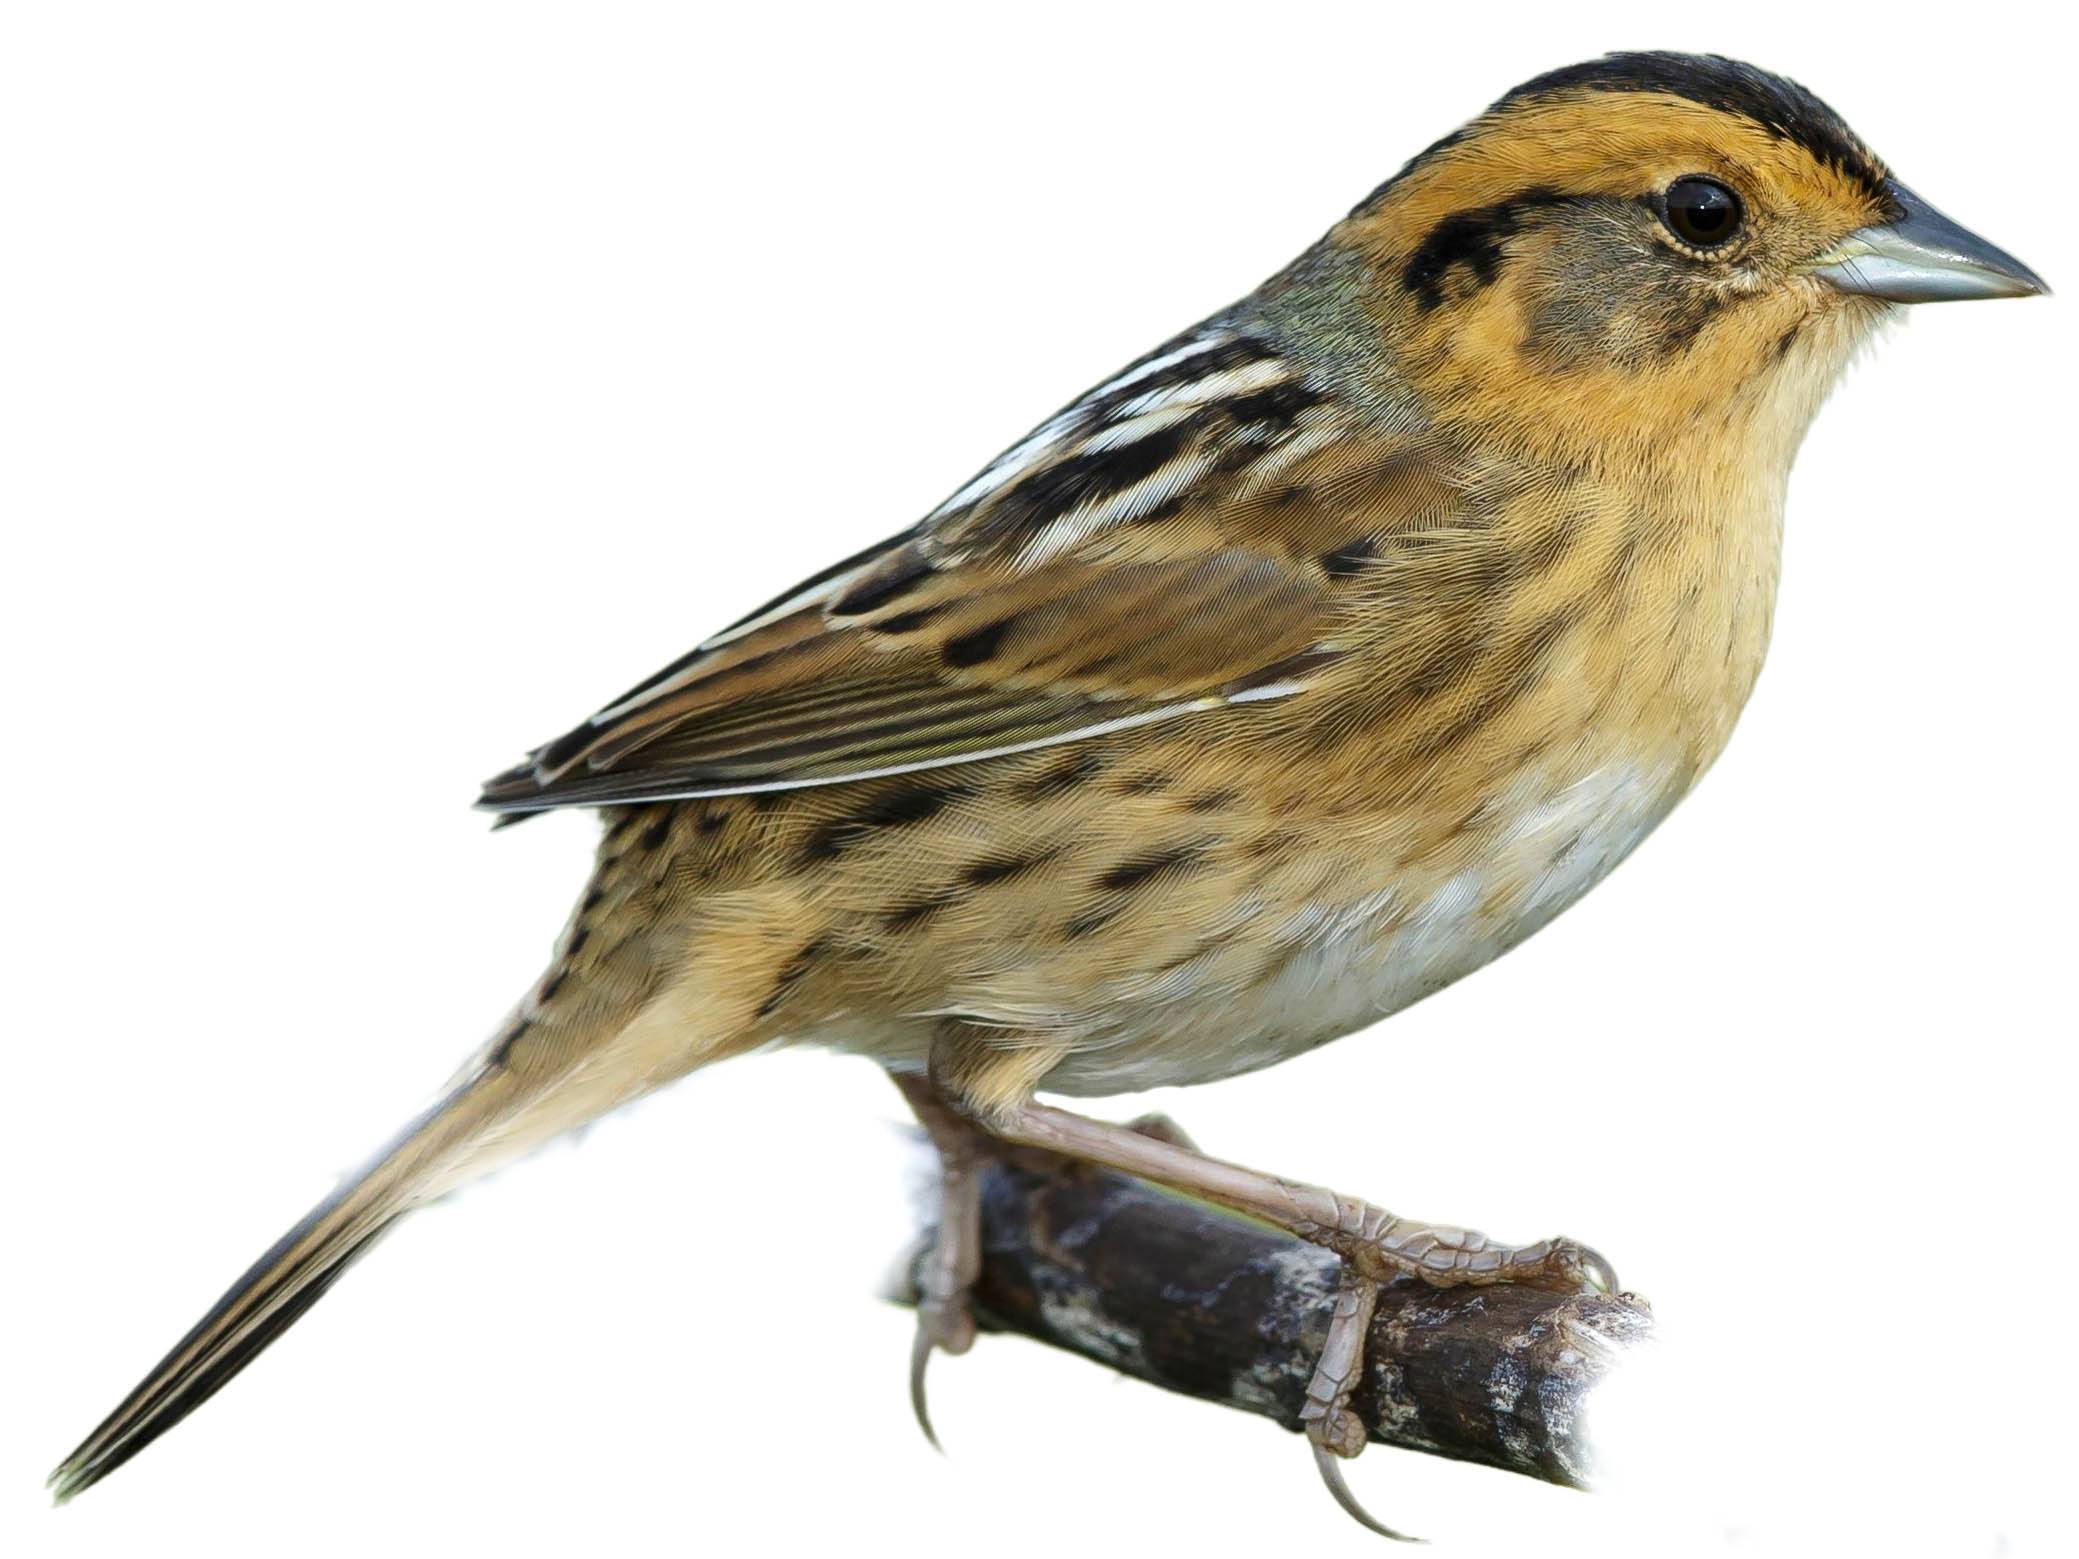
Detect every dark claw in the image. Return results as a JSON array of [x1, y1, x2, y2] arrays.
[[1311, 1442, 1423, 1543], [908, 1327, 944, 1452], [1577, 1242, 1620, 1296]]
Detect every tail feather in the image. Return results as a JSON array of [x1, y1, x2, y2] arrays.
[[48, 1069, 520, 1502]]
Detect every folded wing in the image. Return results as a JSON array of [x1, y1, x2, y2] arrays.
[[478, 325, 1452, 815]]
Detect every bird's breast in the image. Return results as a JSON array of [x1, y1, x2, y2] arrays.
[[1043, 473, 1788, 1096]]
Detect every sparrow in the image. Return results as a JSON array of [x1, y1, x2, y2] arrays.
[[51, 51, 2045, 1538]]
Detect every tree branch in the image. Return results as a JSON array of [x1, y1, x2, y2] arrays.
[[896, 1149, 1652, 1488]]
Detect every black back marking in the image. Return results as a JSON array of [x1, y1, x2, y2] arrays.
[[994, 421, 1194, 526], [1218, 379, 1324, 434], [873, 606, 943, 635], [830, 546, 935, 618], [942, 620, 1012, 669]]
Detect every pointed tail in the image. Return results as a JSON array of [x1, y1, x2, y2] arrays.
[[48, 1063, 531, 1502]]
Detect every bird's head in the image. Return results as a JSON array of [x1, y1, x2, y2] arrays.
[[1322, 53, 2045, 469]]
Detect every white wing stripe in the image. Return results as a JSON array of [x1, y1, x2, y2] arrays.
[[1110, 357, 1291, 419], [1083, 332, 1233, 402]]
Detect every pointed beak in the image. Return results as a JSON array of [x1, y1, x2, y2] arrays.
[[1810, 182, 2048, 303]]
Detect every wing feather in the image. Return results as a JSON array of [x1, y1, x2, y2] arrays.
[[480, 324, 1451, 816]]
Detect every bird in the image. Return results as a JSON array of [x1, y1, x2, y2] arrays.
[[51, 50, 2045, 1538]]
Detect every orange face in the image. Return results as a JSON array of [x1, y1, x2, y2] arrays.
[[1329, 62, 1905, 462]]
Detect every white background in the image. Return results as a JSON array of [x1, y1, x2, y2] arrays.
[[3, 5, 2071, 1557]]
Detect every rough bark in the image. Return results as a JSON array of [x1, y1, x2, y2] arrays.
[[896, 1151, 1652, 1488]]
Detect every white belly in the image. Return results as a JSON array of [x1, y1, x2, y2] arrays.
[[1041, 756, 1685, 1096]]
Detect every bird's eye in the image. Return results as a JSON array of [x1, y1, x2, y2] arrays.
[[1662, 176, 1743, 249]]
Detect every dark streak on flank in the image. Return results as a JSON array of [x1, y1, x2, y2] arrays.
[[1598, 530, 1644, 601], [1408, 605, 1581, 763], [1404, 189, 1577, 310], [1100, 841, 1211, 892], [1241, 829, 1292, 859], [639, 814, 673, 851], [962, 847, 1061, 887], [1321, 537, 1379, 578], [1358, 625, 1492, 731], [1517, 506, 1586, 576], [1065, 905, 1124, 938], [1773, 322, 1804, 360], [1016, 750, 1104, 800], [1155, 936, 1224, 976], [758, 935, 831, 1020], [1186, 786, 1242, 813], [884, 895, 952, 932], [801, 781, 976, 862]]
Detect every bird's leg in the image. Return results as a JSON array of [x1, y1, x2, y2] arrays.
[[980, 1098, 1615, 1540], [890, 1070, 1209, 1448], [1299, 1271, 1417, 1540], [889, 1070, 989, 1448], [998, 1099, 1614, 1293]]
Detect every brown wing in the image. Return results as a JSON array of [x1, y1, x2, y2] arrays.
[[478, 325, 1454, 816]]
